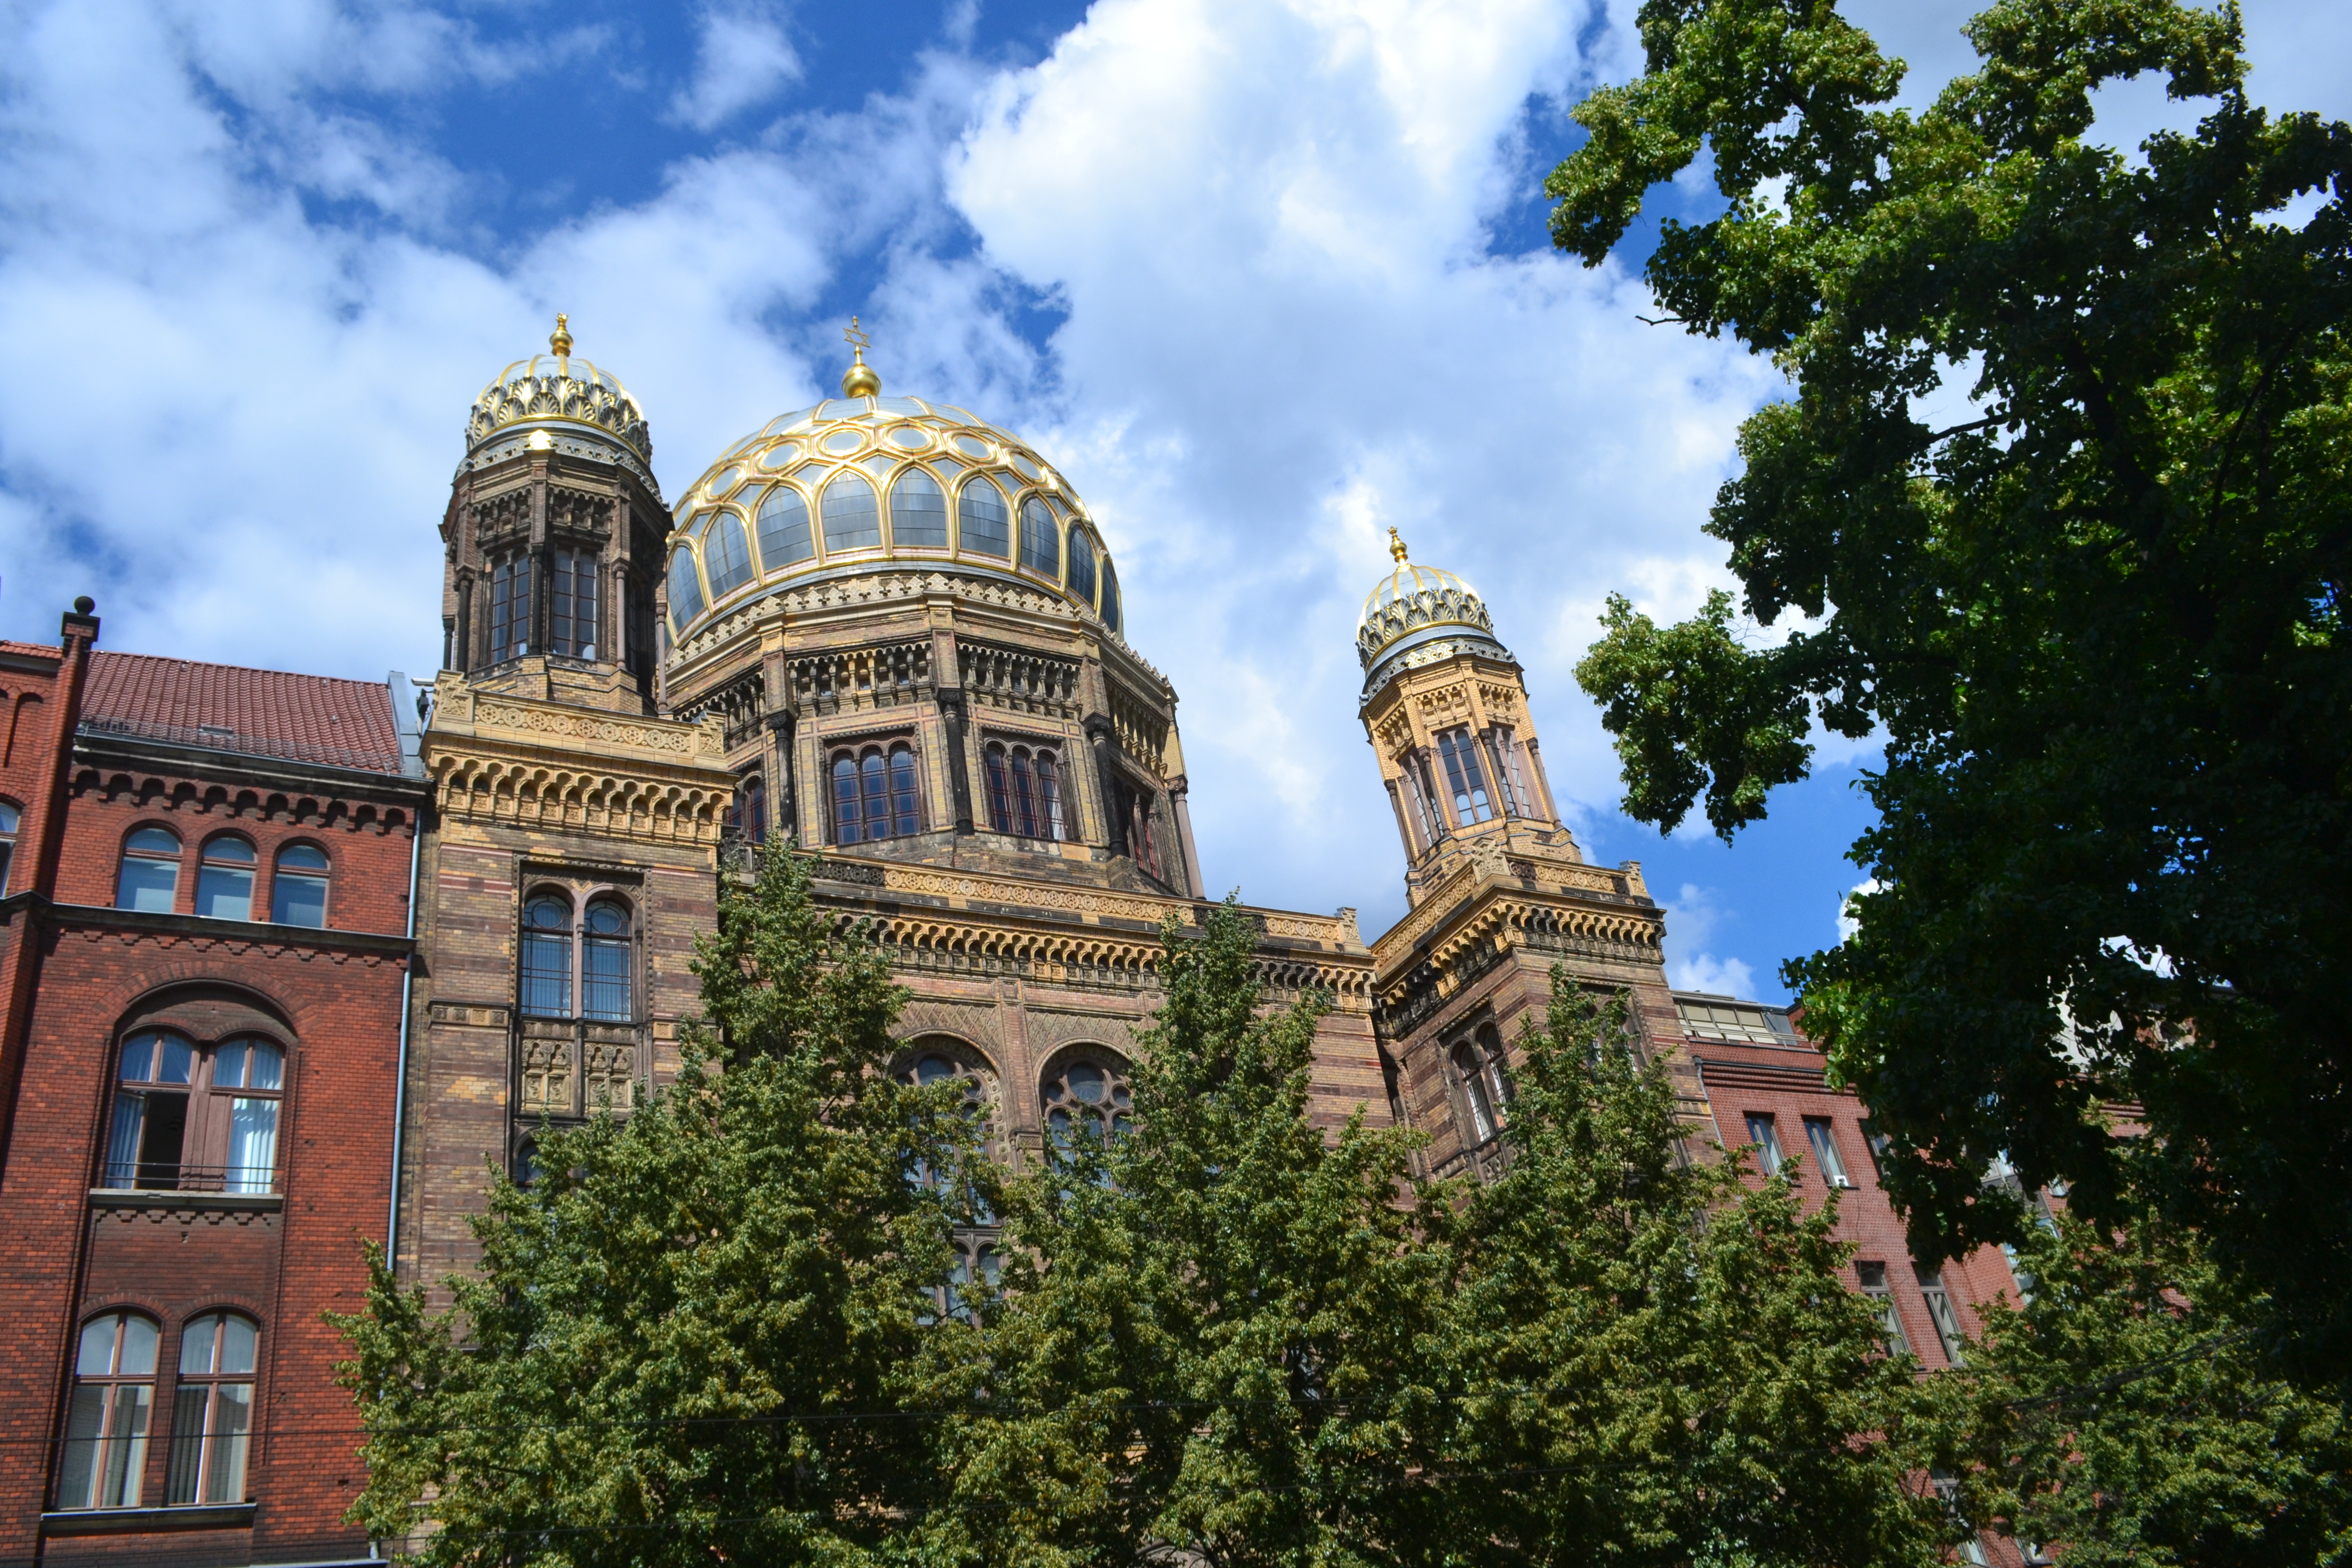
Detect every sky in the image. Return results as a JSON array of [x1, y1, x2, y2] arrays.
[[0, 0, 2344, 1001]]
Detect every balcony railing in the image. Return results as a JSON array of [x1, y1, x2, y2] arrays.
[[96, 1163, 276, 1195]]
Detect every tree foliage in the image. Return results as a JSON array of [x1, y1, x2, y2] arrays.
[[336, 844, 989, 1566], [1557, 0, 2352, 1369], [1928, 1212, 2352, 1567]]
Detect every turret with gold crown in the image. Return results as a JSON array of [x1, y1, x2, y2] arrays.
[[439, 315, 669, 713]]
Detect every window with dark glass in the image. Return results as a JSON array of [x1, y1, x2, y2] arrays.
[[705, 514, 754, 597], [727, 773, 768, 845], [1745, 1112, 1787, 1172], [1122, 781, 1161, 880], [1860, 1119, 1892, 1179], [1067, 528, 1097, 606], [892, 470, 949, 548], [1042, 1055, 1132, 1152], [270, 842, 329, 927], [1019, 498, 1060, 577], [1435, 728, 1494, 824], [831, 743, 921, 844], [117, 825, 181, 912], [1856, 1262, 1912, 1356], [195, 835, 255, 921], [1413, 755, 1448, 842], [550, 548, 600, 657], [583, 899, 633, 1022], [959, 478, 1010, 558], [58, 1312, 158, 1510], [1100, 562, 1121, 633], [105, 1032, 282, 1193], [521, 895, 574, 1017], [756, 484, 814, 568], [1804, 1117, 1852, 1187], [822, 474, 882, 551], [166, 1313, 255, 1505], [984, 743, 1065, 841], [488, 554, 531, 661], [0, 800, 17, 894], [668, 547, 706, 631]]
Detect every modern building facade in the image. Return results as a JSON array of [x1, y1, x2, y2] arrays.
[[0, 319, 2025, 1564]]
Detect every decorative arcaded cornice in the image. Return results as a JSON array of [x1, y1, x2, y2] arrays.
[[1371, 858, 1658, 977]]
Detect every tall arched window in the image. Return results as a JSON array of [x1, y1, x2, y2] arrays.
[[1019, 498, 1061, 577], [58, 1312, 159, 1510], [1068, 528, 1098, 606], [583, 899, 633, 1022], [892, 470, 949, 548], [195, 835, 256, 921], [822, 474, 882, 552], [830, 743, 921, 844], [727, 773, 767, 845], [1435, 727, 1495, 825], [116, 826, 181, 912], [984, 743, 1065, 841], [166, 1313, 256, 1505], [521, 895, 574, 1017], [270, 842, 329, 927], [667, 547, 705, 632], [0, 800, 17, 895], [705, 513, 754, 596], [487, 554, 531, 661], [757, 485, 814, 567], [1452, 1031, 1509, 1147], [550, 548, 599, 657], [897, 1048, 995, 1214], [107, 1031, 194, 1189], [1119, 781, 1162, 880], [1101, 563, 1122, 634], [958, 478, 1010, 558], [1043, 1055, 1132, 1153]]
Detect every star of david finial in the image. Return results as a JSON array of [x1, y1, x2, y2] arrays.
[[844, 316, 871, 355], [840, 315, 881, 397]]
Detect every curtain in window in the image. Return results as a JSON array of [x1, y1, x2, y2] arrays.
[[226, 1099, 277, 1195]]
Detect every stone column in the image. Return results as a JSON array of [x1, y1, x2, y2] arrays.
[[1085, 714, 1128, 856], [938, 692, 976, 834], [1167, 774, 1205, 897]]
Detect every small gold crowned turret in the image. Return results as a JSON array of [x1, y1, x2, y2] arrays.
[[549, 312, 573, 359], [841, 316, 880, 398]]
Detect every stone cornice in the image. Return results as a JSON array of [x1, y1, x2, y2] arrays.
[[1369, 863, 1663, 998]]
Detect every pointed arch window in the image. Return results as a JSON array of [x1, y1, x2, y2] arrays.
[[958, 478, 1010, 558], [1067, 528, 1097, 605], [830, 742, 922, 844], [195, 835, 256, 921], [58, 1312, 159, 1510], [117, 825, 181, 912], [1101, 562, 1122, 634], [550, 548, 600, 657], [521, 895, 574, 1017], [667, 547, 705, 631], [983, 742, 1065, 841], [583, 898, 634, 1022], [892, 470, 949, 548], [757, 485, 815, 567], [1452, 1028, 1510, 1148], [1019, 498, 1061, 577], [1042, 1055, 1132, 1152], [822, 474, 882, 552]]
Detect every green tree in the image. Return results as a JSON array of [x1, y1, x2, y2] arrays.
[[1556, 0, 2352, 1368], [1929, 1211, 2352, 1566], [335, 844, 990, 1566], [1435, 979, 1942, 1568], [916, 899, 1450, 1568]]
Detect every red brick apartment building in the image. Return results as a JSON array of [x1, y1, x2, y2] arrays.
[[0, 602, 427, 1568]]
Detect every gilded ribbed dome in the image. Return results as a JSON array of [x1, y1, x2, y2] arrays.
[[1357, 530, 1499, 677], [465, 316, 651, 462], [663, 390, 1122, 643]]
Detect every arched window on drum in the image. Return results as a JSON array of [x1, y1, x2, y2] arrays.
[[1042, 1053, 1132, 1155], [667, 546, 705, 633], [1067, 527, 1097, 607], [891, 469, 949, 549], [983, 742, 1066, 842], [704, 512, 754, 597], [756, 485, 815, 569], [958, 477, 1010, 558], [822, 473, 882, 552], [829, 742, 921, 845], [1019, 498, 1060, 578]]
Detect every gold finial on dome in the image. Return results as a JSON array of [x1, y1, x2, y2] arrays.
[[1388, 527, 1408, 564], [550, 312, 573, 359], [841, 315, 880, 398]]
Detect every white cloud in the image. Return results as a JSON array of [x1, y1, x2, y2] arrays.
[[1670, 951, 1756, 997], [1836, 876, 1881, 943], [1662, 881, 1755, 995], [667, 3, 803, 132]]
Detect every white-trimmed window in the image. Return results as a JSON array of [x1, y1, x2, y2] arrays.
[[166, 1313, 256, 1505], [58, 1312, 159, 1509]]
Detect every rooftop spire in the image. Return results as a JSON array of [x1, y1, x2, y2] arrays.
[[841, 315, 880, 398], [549, 312, 573, 359], [1388, 526, 1408, 564]]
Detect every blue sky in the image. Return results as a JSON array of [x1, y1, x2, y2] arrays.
[[2, 0, 2344, 1001]]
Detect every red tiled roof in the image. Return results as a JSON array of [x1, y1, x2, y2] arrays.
[[81, 652, 405, 776]]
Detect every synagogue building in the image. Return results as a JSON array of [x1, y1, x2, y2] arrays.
[[0, 323, 2023, 1567]]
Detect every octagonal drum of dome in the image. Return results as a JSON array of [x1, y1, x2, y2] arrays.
[[663, 394, 1123, 645]]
